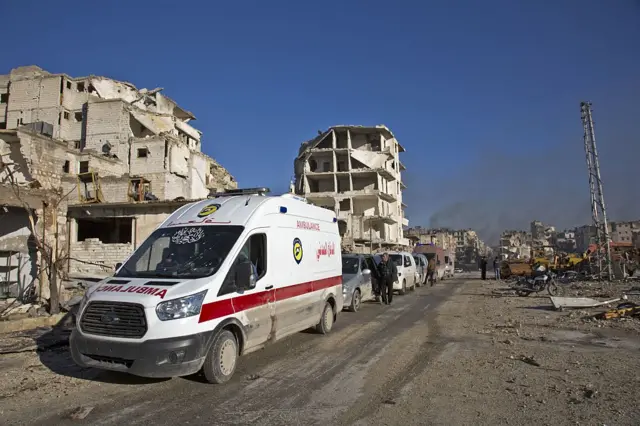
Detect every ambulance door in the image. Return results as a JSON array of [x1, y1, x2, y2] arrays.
[[274, 229, 320, 338], [219, 231, 275, 350]]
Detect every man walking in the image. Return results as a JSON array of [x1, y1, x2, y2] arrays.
[[377, 253, 397, 305], [480, 256, 488, 280], [427, 256, 437, 286], [493, 256, 501, 281]]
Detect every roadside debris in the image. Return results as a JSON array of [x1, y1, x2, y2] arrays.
[[69, 406, 94, 420], [550, 295, 627, 310], [508, 354, 541, 367], [593, 302, 640, 320]]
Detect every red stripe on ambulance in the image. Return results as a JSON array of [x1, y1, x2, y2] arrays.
[[198, 275, 342, 323]]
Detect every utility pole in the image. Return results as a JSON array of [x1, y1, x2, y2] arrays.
[[580, 101, 612, 280]]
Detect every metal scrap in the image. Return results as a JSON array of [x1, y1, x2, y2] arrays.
[[593, 302, 640, 320]]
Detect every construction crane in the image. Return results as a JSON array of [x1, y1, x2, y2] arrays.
[[580, 101, 612, 280]]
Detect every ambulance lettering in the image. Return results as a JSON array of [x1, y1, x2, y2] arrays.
[[316, 241, 336, 260], [96, 285, 168, 299], [296, 220, 320, 231]]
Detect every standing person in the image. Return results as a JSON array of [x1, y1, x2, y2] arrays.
[[493, 256, 501, 280], [377, 253, 397, 305], [427, 256, 437, 286], [480, 256, 488, 280]]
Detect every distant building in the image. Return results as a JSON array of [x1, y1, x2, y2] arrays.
[[294, 125, 409, 252]]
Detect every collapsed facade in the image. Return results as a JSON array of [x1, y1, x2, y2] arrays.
[[0, 65, 236, 299], [530, 220, 556, 256], [405, 227, 457, 251], [499, 230, 531, 260], [294, 125, 409, 253]]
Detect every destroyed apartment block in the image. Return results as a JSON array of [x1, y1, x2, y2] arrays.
[[294, 125, 410, 253], [0, 65, 237, 299], [499, 230, 532, 260]]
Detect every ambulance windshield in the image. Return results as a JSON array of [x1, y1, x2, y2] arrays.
[[115, 225, 244, 279]]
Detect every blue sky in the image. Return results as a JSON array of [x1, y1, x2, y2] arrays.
[[2, 1, 639, 242]]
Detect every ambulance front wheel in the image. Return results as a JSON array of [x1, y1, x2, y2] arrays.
[[202, 329, 238, 384], [316, 301, 334, 334]]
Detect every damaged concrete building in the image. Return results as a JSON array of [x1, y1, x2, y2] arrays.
[[499, 230, 531, 260], [294, 125, 409, 253], [530, 220, 556, 255], [575, 221, 640, 253], [405, 227, 457, 251], [0, 65, 236, 299]]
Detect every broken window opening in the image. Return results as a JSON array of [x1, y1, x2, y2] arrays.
[[137, 148, 149, 158], [0, 122, 6, 130], [63, 161, 70, 173], [76, 217, 133, 244], [79, 161, 89, 174], [339, 199, 351, 212], [308, 180, 320, 193], [322, 162, 331, 172], [0, 93, 8, 103], [336, 131, 348, 149], [76, 82, 85, 92], [74, 141, 81, 150], [66, 81, 72, 90], [88, 84, 96, 94], [63, 111, 70, 120], [17, 118, 23, 127], [316, 135, 332, 149], [337, 177, 350, 193], [74, 112, 83, 122]]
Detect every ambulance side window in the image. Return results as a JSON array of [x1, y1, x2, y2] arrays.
[[218, 233, 267, 297]]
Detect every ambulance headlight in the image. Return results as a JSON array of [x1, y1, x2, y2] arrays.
[[156, 290, 208, 321]]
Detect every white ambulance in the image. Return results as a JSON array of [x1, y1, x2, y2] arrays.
[[70, 188, 343, 384]]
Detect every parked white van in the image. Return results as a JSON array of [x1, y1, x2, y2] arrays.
[[70, 188, 343, 384], [388, 252, 417, 294]]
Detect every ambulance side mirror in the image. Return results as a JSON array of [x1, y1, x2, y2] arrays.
[[236, 261, 256, 290]]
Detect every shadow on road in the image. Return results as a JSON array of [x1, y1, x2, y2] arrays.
[[33, 310, 168, 386]]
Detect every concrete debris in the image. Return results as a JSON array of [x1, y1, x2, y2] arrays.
[[550, 295, 627, 310], [69, 406, 94, 420]]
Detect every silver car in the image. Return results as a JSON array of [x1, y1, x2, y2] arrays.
[[342, 254, 375, 312]]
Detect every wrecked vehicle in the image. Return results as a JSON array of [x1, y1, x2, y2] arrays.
[[70, 188, 343, 384]]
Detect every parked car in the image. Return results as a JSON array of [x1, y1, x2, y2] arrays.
[[413, 253, 428, 286], [388, 252, 417, 294], [341, 254, 378, 311]]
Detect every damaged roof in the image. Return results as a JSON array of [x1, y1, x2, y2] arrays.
[[297, 124, 406, 158], [5, 65, 197, 121]]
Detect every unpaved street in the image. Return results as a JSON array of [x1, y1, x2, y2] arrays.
[[2, 275, 640, 425]]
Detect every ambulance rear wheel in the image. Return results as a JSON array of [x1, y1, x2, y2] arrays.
[[202, 329, 238, 384], [316, 301, 334, 334]]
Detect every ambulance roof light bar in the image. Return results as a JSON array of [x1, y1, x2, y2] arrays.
[[208, 187, 271, 198]]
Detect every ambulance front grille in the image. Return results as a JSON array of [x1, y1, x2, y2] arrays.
[[80, 301, 147, 339]]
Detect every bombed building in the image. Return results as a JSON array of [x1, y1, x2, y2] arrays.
[[293, 125, 409, 252], [0, 65, 236, 299]]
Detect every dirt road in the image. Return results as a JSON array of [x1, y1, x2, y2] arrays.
[[2, 275, 639, 425], [1, 277, 459, 425]]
